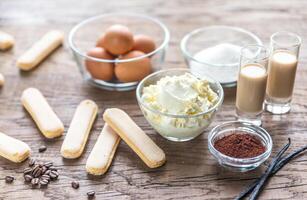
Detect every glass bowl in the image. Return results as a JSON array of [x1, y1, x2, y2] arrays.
[[136, 68, 224, 142], [181, 26, 263, 88], [68, 13, 170, 91], [208, 121, 273, 172]]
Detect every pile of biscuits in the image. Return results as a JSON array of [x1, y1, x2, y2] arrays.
[[0, 30, 64, 165], [0, 87, 166, 175]]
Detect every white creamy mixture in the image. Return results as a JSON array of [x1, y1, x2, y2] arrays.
[[141, 73, 218, 139], [190, 43, 242, 84], [142, 73, 218, 115]]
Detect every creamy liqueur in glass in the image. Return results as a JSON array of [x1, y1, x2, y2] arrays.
[[236, 45, 269, 126], [236, 64, 267, 113], [265, 32, 301, 114]]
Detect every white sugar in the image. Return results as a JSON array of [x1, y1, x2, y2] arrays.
[[194, 43, 241, 65], [190, 43, 242, 84]]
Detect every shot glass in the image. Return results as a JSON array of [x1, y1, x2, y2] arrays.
[[264, 31, 301, 114], [236, 45, 269, 126]]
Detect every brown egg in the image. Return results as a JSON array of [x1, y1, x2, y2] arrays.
[[133, 34, 156, 54], [85, 47, 114, 81], [103, 24, 134, 55], [96, 33, 105, 48], [115, 50, 152, 82]]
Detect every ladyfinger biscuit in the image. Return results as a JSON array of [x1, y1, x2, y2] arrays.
[[21, 88, 64, 138], [103, 108, 166, 168], [0, 132, 31, 163], [17, 30, 64, 71], [0, 31, 14, 50], [86, 124, 120, 175], [61, 100, 98, 159]]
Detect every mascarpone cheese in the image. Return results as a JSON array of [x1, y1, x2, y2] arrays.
[[142, 73, 218, 115], [140, 73, 219, 140]]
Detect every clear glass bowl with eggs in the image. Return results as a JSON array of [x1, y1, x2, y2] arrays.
[[68, 13, 170, 91], [181, 26, 262, 88], [136, 68, 224, 142]]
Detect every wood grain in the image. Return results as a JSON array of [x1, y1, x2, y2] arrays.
[[1, 0, 307, 199]]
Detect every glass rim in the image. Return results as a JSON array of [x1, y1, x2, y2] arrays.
[[208, 121, 273, 163], [180, 25, 263, 67], [136, 68, 224, 118], [68, 12, 170, 63], [270, 31, 302, 48], [240, 44, 270, 62]]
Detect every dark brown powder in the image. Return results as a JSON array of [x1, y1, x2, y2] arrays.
[[214, 132, 266, 158]]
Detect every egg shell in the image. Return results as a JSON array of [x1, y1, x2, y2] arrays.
[[103, 24, 134, 55], [85, 47, 115, 81], [96, 33, 105, 48], [115, 50, 152, 82], [133, 34, 156, 54]]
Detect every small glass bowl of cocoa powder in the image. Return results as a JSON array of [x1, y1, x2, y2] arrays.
[[208, 121, 272, 172]]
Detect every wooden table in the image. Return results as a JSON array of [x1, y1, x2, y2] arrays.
[[1, 0, 307, 199]]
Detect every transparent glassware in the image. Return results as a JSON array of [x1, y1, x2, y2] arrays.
[[208, 121, 272, 172], [180, 26, 263, 88], [136, 68, 224, 142], [265, 31, 301, 114], [68, 13, 170, 91], [236, 45, 269, 126]]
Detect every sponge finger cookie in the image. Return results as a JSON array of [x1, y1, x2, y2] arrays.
[[103, 108, 166, 168], [0, 132, 31, 163], [17, 30, 64, 71], [86, 124, 120, 175], [0, 31, 14, 51], [21, 88, 64, 139], [61, 100, 98, 159]]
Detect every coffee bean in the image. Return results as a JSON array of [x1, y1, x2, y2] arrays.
[[23, 167, 32, 175], [71, 181, 79, 189], [31, 178, 39, 186], [49, 170, 59, 180], [5, 176, 14, 183], [39, 179, 49, 187], [44, 169, 51, 175], [28, 158, 36, 167], [87, 190, 95, 198], [41, 174, 50, 181], [32, 167, 40, 177], [49, 166, 58, 171], [41, 166, 47, 174], [44, 161, 53, 168], [32, 166, 43, 178], [24, 174, 33, 182], [31, 164, 40, 172], [38, 145, 47, 153]]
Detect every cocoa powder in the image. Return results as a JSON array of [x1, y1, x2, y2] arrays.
[[214, 132, 266, 158]]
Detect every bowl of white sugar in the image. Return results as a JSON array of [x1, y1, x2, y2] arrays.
[[181, 26, 262, 87]]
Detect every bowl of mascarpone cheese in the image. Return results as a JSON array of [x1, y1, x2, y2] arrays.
[[136, 68, 224, 142]]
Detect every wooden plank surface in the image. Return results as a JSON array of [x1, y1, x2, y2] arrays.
[[1, 0, 307, 199]]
